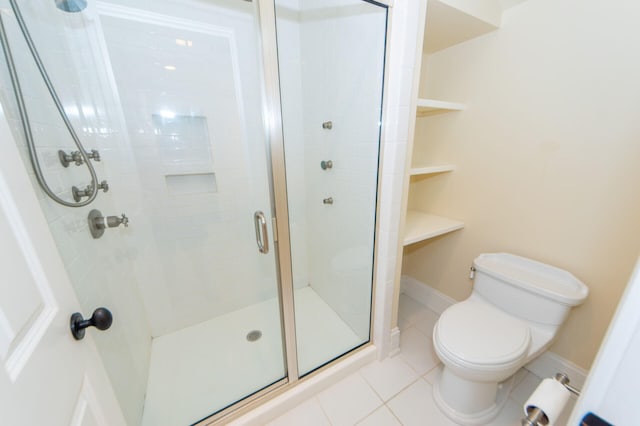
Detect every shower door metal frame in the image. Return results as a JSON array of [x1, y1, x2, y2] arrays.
[[196, 0, 392, 423], [256, 0, 299, 387]]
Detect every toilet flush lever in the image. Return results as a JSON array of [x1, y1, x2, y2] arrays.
[[469, 266, 476, 279]]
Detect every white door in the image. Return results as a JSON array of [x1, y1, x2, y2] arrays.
[[0, 106, 125, 426], [567, 257, 640, 425]]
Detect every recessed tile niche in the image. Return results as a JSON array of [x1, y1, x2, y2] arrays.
[[152, 114, 216, 195]]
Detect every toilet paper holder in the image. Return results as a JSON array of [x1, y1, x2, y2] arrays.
[[521, 373, 581, 426]]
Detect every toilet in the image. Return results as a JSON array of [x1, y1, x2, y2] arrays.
[[431, 253, 588, 425]]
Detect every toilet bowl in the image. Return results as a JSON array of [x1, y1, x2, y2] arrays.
[[431, 253, 588, 425]]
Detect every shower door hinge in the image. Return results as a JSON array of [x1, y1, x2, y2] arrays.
[[272, 217, 278, 242]]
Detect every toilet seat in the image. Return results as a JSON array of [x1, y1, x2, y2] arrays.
[[435, 300, 531, 370]]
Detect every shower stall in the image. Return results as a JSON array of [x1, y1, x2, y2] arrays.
[[0, 0, 388, 424]]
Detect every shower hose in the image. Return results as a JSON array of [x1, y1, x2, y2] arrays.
[[0, 0, 99, 207]]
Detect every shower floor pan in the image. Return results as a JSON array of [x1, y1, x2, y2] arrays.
[[141, 286, 362, 426]]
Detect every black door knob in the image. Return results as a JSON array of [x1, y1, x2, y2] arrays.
[[70, 307, 113, 340]]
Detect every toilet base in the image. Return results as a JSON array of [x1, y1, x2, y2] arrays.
[[432, 368, 515, 426]]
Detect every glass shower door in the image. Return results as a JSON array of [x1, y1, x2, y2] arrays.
[[94, 3, 289, 425], [0, 0, 287, 425], [274, 0, 388, 376]]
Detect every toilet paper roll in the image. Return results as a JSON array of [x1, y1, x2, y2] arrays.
[[523, 378, 571, 425]]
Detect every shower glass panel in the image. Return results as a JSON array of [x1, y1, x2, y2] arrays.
[[0, 0, 286, 425], [274, 0, 387, 376]]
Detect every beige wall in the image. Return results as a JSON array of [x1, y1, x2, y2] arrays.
[[403, 0, 640, 370]]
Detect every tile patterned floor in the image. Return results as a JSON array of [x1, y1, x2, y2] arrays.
[[267, 293, 576, 426]]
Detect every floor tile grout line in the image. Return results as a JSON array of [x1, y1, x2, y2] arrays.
[[421, 363, 441, 381], [357, 355, 421, 401], [398, 351, 437, 376], [386, 375, 424, 403], [383, 401, 405, 425], [353, 405, 384, 426], [317, 371, 386, 426], [314, 395, 335, 426], [350, 369, 388, 424], [357, 369, 387, 404], [358, 368, 422, 406], [383, 376, 433, 426], [382, 377, 426, 426]]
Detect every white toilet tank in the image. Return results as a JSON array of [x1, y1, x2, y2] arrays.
[[472, 253, 589, 326]]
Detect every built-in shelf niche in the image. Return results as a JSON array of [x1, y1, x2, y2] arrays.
[[408, 98, 464, 246], [401, 0, 502, 248], [403, 210, 464, 246], [416, 98, 465, 117], [409, 165, 456, 176], [422, 0, 501, 54]]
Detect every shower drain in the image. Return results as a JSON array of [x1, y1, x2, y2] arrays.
[[246, 330, 262, 342]]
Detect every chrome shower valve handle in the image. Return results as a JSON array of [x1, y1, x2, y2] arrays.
[[107, 214, 128, 228], [58, 149, 82, 167], [97, 180, 108, 192], [72, 180, 108, 202], [72, 184, 93, 202], [59, 149, 101, 167], [87, 149, 101, 162], [88, 209, 129, 239]]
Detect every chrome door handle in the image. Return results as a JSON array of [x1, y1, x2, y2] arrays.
[[254, 211, 269, 254]]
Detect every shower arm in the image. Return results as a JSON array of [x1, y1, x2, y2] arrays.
[[0, 2, 99, 207]]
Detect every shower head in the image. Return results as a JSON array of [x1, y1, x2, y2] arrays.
[[54, 0, 87, 13]]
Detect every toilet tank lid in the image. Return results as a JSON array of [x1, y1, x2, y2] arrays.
[[473, 253, 589, 306]]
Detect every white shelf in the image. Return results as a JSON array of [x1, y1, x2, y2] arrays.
[[423, 0, 501, 54], [416, 98, 466, 117], [403, 210, 464, 246], [409, 165, 456, 176]]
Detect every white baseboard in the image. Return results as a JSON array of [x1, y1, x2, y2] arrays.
[[400, 275, 456, 315], [389, 327, 401, 357], [525, 350, 588, 388], [400, 275, 588, 387]]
